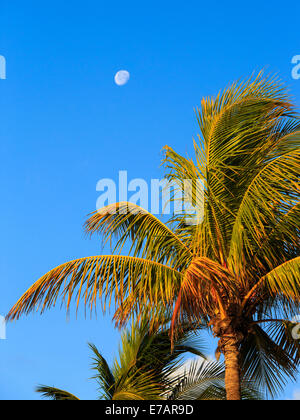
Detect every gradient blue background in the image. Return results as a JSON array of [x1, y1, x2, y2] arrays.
[[0, 0, 299, 400]]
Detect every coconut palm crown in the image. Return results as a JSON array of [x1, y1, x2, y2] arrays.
[[8, 73, 300, 399]]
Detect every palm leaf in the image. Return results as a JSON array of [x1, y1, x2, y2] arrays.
[[36, 385, 80, 400], [240, 324, 298, 399], [88, 343, 115, 400], [168, 359, 225, 400], [244, 257, 300, 306], [7, 255, 183, 321], [85, 202, 192, 269]]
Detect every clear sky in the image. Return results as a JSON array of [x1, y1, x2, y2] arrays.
[[0, 0, 300, 400]]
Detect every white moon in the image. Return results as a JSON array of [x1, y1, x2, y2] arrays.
[[114, 70, 130, 86]]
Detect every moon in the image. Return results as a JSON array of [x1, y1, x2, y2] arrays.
[[114, 70, 130, 86]]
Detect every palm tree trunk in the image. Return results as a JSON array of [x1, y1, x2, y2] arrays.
[[223, 336, 241, 400]]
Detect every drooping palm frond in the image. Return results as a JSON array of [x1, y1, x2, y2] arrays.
[[35, 385, 80, 400], [7, 255, 183, 321]]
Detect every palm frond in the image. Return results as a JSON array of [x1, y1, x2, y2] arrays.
[[113, 318, 207, 395], [7, 255, 183, 321], [228, 147, 300, 272], [265, 320, 300, 365], [240, 324, 298, 399], [168, 359, 225, 400], [244, 257, 300, 307], [85, 202, 192, 269], [168, 358, 260, 400], [88, 343, 115, 400], [36, 385, 80, 400], [112, 368, 162, 400], [197, 72, 289, 143]]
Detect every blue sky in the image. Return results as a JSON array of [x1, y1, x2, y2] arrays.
[[0, 0, 300, 400]]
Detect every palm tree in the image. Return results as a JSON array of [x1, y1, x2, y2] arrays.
[[8, 73, 300, 399], [36, 321, 206, 400], [36, 321, 260, 400]]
